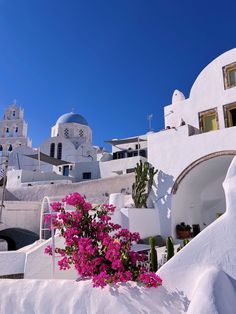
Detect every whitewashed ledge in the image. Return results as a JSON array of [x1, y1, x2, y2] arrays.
[[0, 279, 188, 314]]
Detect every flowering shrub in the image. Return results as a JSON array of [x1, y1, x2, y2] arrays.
[[44, 192, 162, 288]]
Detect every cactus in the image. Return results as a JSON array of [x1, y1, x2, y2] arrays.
[[166, 236, 174, 260], [183, 239, 190, 246], [177, 238, 190, 253], [149, 237, 158, 272], [132, 161, 158, 208]]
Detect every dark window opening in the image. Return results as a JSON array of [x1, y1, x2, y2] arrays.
[[139, 150, 147, 158], [57, 143, 62, 159], [135, 144, 141, 150], [223, 103, 236, 128], [83, 172, 91, 180], [229, 108, 236, 126], [8, 144, 13, 152], [117, 151, 125, 159], [113, 151, 125, 160], [50, 143, 55, 158], [126, 168, 135, 174]]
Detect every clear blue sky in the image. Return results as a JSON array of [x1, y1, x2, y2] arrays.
[[0, 0, 235, 150]]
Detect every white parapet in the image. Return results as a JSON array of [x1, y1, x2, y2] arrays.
[[120, 207, 160, 238]]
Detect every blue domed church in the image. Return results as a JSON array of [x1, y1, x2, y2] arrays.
[[1, 107, 106, 186]]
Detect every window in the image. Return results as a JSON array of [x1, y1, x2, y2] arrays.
[[64, 128, 69, 138], [83, 172, 91, 180], [13, 127, 18, 138], [139, 149, 147, 158], [12, 111, 16, 118], [199, 108, 219, 133], [57, 143, 62, 159], [117, 151, 125, 159], [8, 144, 13, 152], [135, 144, 141, 150], [0, 145, 2, 157], [113, 151, 125, 160], [50, 143, 55, 157], [223, 62, 236, 89], [223, 103, 236, 128], [79, 129, 84, 137], [126, 168, 135, 173]]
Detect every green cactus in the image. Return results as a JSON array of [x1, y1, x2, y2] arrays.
[[132, 161, 158, 208], [177, 238, 190, 253], [183, 239, 190, 246], [149, 237, 158, 272], [166, 236, 174, 260]]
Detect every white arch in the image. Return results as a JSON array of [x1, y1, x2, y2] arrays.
[[40, 196, 56, 278]]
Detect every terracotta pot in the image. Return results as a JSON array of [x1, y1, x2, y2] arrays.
[[176, 230, 190, 239]]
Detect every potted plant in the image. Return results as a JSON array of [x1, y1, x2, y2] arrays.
[[176, 222, 192, 239]]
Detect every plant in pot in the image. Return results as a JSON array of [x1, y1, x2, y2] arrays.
[[132, 160, 158, 208], [176, 222, 192, 239]]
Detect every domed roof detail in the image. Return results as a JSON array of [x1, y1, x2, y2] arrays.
[[172, 90, 185, 104], [56, 112, 88, 126]]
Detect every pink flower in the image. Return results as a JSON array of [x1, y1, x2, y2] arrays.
[[111, 259, 124, 271], [50, 202, 62, 212], [44, 192, 162, 289], [44, 245, 52, 255]]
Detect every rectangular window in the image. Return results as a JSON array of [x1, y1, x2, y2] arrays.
[[83, 172, 91, 180], [117, 151, 125, 159], [223, 62, 236, 89], [126, 168, 135, 173], [223, 103, 236, 128], [199, 108, 219, 133]]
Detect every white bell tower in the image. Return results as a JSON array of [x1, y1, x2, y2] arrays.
[[0, 103, 32, 160]]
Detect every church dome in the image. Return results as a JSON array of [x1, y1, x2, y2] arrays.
[[56, 112, 88, 126]]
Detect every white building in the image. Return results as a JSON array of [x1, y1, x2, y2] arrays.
[[2, 108, 149, 187], [148, 48, 236, 238]]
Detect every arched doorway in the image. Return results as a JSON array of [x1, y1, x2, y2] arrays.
[[0, 228, 39, 250], [171, 152, 236, 238]]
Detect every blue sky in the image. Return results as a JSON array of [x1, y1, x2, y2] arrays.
[[0, 0, 235, 150]]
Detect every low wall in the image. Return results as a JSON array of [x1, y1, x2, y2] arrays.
[[120, 208, 160, 238], [1, 201, 41, 234], [0, 251, 25, 276], [5, 173, 135, 202], [24, 236, 77, 280]]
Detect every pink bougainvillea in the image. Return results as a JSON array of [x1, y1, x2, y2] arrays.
[[44, 192, 162, 288]]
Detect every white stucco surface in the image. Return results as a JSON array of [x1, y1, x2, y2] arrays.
[[24, 236, 77, 279], [0, 251, 25, 276], [5, 173, 134, 202], [157, 156, 236, 312], [100, 156, 146, 178], [0, 157, 236, 312], [120, 208, 160, 238], [0, 279, 187, 314], [0, 201, 41, 234]]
